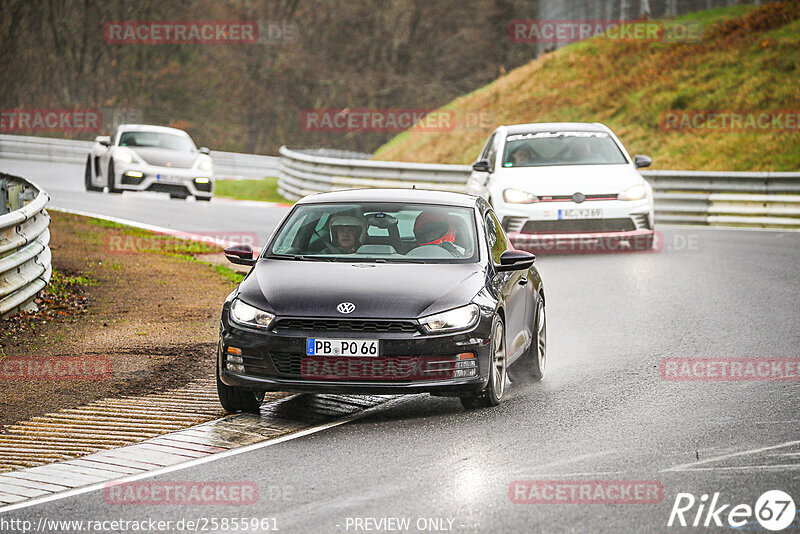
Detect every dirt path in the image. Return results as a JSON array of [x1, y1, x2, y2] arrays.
[[0, 211, 240, 428]]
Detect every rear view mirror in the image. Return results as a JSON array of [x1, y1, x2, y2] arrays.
[[95, 135, 111, 147], [634, 155, 652, 169], [472, 160, 491, 173], [199, 146, 211, 155], [224, 244, 257, 266], [495, 249, 535, 272]]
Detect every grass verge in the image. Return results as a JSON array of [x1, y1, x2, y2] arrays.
[[214, 177, 292, 204], [373, 3, 800, 171]]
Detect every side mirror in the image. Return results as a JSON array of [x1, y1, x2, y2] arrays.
[[199, 146, 211, 155], [224, 244, 257, 266], [472, 160, 491, 173], [634, 155, 652, 169], [495, 249, 535, 272], [95, 135, 111, 147]]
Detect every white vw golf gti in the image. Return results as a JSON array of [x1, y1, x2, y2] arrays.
[[466, 122, 655, 251]]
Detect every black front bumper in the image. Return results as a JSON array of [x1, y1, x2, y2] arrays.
[[218, 312, 493, 396]]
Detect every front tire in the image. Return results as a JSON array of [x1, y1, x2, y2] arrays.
[[216, 370, 265, 415], [460, 315, 507, 409], [107, 161, 122, 194], [509, 296, 546, 382], [84, 155, 102, 192]]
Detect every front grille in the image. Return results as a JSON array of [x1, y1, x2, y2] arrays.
[[520, 218, 636, 234], [631, 212, 651, 230], [273, 319, 418, 334], [121, 173, 144, 185], [147, 183, 189, 196], [501, 216, 527, 233], [269, 353, 453, 381], [538, 194, 618, 202], [270, 352, 303, 376], [236, 351, 273, 377], [194, 180, 212, 192]]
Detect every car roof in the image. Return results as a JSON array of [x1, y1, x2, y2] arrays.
[[117, 124, 190, 136], [296, 188, 479, 207], [501, 122, 612, 135]]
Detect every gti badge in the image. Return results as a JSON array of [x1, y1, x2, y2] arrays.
[[337, 302, 355, 314]]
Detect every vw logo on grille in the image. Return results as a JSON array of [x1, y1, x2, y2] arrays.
[[572, 192, 586, 203], [337, 302, 356, 314]]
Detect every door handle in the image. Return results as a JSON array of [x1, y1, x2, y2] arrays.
[[518, 277, 528, 286]]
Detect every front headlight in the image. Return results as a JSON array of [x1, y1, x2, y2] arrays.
[[230, 299, 275, 329], [419, 304, 479, 333], [199, 158, 213, 171], [503, 188, 539, 204], [115, 149, 134, 165], [618, 184, 648, 201]]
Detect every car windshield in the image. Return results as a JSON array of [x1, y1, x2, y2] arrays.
[[502, 131, 627, 167], [268, 202, 478, 263], [119, 131, 196, 152]]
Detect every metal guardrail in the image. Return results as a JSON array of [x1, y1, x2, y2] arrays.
[[278, 146, 473, 199], [0, 134, 279, 180], [278, 146, 800, 228], [0, 173, 52, 319], [645, 170, 800, 227]]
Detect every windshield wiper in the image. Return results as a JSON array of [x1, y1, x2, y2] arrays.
[[265, 254, 331, 262]]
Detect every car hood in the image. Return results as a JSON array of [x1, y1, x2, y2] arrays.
[[492, 164, 644, 196], [127, 147, 198, 169], [236, 260, 486, 320]]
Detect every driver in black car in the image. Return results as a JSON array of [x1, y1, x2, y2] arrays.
[[327, 213, 367, 253], [413, 211, 465, 256]]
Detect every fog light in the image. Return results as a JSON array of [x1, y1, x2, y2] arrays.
[[456, 360, 476, 370], [195, 177, 210, 184], [124, 171, 144, 178], [227, 355, 243, 364], [226, 363, 245, 373], [454, 368, 477, 378]]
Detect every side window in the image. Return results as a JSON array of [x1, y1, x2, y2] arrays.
[[486, 135, 502, 170], [479, 133, 496, 161], [485, 211, 508, 264]]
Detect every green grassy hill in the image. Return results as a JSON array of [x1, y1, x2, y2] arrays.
[[374, 2, 800, 171]]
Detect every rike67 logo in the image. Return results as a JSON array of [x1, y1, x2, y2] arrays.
[[668, 490, 796, 531]]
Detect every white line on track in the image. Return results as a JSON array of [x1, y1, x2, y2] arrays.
[[661, 440, 800, 472], [0, 396, 407, 514], [517, 449, 621, 476], [665, 464, 800, 472]]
